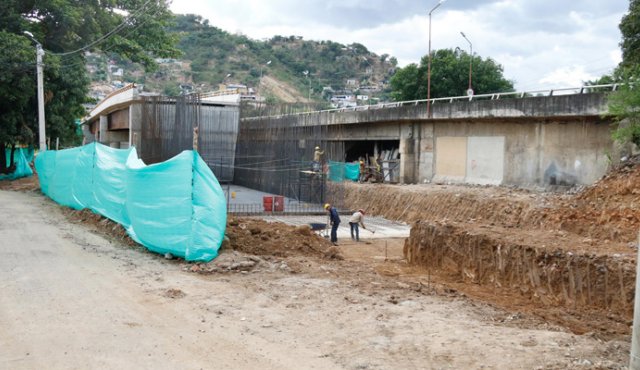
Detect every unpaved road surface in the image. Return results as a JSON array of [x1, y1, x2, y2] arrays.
[[0, 190, 629, 369]]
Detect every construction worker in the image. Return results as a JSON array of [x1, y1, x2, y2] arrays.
[[313, 146, 324, 172], [324, 203, 340, 245], [358, 159, 366, 183], [348, 209, 367, 242]]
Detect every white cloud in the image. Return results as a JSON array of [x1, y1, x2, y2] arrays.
[[539, 66, 596, 87], [169, 0, 628, 92]]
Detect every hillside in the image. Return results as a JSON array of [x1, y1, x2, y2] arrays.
[[88, 14, 398, 104]]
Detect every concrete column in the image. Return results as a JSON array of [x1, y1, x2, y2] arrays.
[[82, 124, 95, 144], [129, 103, 142, 148], [399, 124, 416, 184], [99, 115, 109, 145], [419, 122, 435, 183]]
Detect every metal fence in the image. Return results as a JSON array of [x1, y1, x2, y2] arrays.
[[226, 203, 329, 216], [234, 106, 347, 204], [139, 95, 239, 183]]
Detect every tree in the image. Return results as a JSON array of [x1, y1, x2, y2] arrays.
[[619, 0, 640, 68], [608, 0, 640, 147], [389, 48, 514, 101], [0, 0, 180, 174]]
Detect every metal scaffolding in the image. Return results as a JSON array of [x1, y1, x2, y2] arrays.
[[235, 102, 345, 205]]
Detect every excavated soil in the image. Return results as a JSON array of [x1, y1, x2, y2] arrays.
[[336, 158, 640, 337], [225, 217, 334, 258]]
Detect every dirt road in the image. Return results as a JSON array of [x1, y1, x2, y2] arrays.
[[0, 190, 629, 369]]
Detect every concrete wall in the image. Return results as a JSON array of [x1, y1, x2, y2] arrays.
[[430, 118, 613, 187], [434, 137, 467, 183], [240, 93, 615, 188], [269, 117, 614, 188], [243, 93, 609, 127], [466, 137, 505, 185]]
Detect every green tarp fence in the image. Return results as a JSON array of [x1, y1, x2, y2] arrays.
[[328, 161, 360, 182], [35, 142, 226, 262], [0, 147, 34, 181]]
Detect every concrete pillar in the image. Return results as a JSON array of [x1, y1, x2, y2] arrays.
[[129, 103, 142, 148], [399, 138, 414, 184], [399, 123, 416, 184], [82, 124, 95, 144], [419, 122, 435, 183], [99, 115, 109, 145]]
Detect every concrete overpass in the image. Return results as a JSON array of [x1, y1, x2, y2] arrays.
[[240, 86, 619, 188]]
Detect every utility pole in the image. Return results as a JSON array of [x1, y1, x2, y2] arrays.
[[427, 0, 446, 118], [460, 31, 473, 96], [260, 60, 271, 86], [24, 31, 46, 151], [303, 70, 310, 102]]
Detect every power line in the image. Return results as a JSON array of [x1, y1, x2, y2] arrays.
[[49, 0, 155, 57], [56, 6, 163, 71]]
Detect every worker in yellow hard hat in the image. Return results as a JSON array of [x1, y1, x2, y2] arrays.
[[313, 146, 325, 172], [324, 203, 340, 245]]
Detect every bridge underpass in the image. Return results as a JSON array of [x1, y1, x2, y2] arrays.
[[239, 89, 618, 190]]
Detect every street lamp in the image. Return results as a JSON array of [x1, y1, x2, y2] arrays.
[[362, 56, 372, 74], [460, 31, 473, 96], [427, 0, 446, 118], [303, 70, 311, 101], [24, 31, 46, 151], [259, 60, 271, 84]]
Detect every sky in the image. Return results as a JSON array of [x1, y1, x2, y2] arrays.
[[169, 0, 629, 92]]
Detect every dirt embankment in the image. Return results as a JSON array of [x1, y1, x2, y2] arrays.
[[404, 221, 635, 335], [336, 159, 640, 335]]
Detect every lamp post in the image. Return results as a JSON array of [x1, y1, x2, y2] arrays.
[[259, 60, 271, 85], [24, 31, 46, 152], [427, 0, 446, 118], [303, 70, 311, 101], [460, 31, 473, 96]]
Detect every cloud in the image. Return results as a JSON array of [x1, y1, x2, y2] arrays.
[[170, 0, 629, 91]]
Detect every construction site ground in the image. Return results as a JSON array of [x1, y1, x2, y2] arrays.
[[1, 159, 638, 368]]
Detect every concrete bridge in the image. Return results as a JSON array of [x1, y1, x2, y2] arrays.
[[241, 86, 618, 188]]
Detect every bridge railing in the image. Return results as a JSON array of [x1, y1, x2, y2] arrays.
[[242, 83, 620, 121]]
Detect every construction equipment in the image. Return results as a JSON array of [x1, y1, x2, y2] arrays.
[[309, 222, 329, 238]]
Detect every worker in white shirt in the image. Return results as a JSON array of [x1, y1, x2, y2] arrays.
[[348, 209, 367, 242]]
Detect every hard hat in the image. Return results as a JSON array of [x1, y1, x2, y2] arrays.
[[324, 203, 330, 209], [315, 146, 320, 150]]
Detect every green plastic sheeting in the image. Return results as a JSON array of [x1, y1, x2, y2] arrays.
[[35, 142, 226, 262], [0, 147, 34, 181], [328, 161, 359, 182]]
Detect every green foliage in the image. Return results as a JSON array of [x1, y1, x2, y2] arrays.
[[620, 0, 640, 68], [0, 0, 178, 172], [608, 0, 640, 147], [389, 64, 421, 101], [608, 68, 640, 147], [389, 48, 514, 101], [0, 31, 34, 146]]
